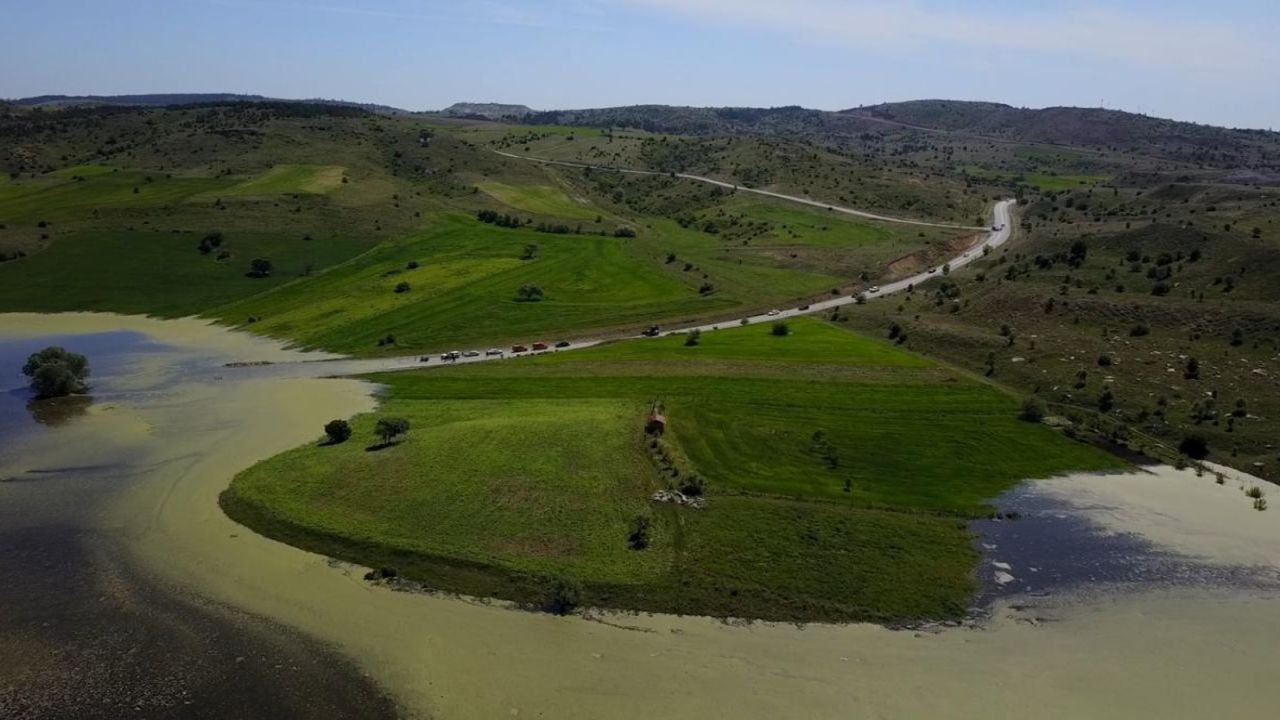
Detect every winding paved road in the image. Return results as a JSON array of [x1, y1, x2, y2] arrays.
[[258, 188, 1014, 377]]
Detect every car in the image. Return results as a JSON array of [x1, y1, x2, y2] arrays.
[[767, 309, 780, 316], [512, 345, 528, 353], [641, 325, 661, 337], [440, 351, 460, 361], [532, 342, 548, 351], [462, 350, 480, 357], [797, 304, 810, 311], [928, 267, 937, 274], [485, 348, 503, 356], [555, 340, 570, 348], [418, 356, 431, 363], [868, 285, 880, 293]]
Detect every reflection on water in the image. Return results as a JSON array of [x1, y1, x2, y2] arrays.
[[25, 393, 93, 427]]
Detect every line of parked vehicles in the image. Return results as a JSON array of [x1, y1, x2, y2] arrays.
[[420, 340, 570, 363]]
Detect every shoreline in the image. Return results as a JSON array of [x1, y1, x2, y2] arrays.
[[8, 312, 1280, 719]]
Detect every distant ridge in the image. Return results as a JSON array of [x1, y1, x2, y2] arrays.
[[439, 102, 535, 120], [11, 93, 408, 115]]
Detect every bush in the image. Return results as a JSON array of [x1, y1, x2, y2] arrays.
[[247, 257, 273, 278], [545, 576, 583, 615], [1097, 355, 1112, 367], [1129, 322, 1150, 337], [374, 417, 410, 446], [1178, 435, 1209, 460], [22, 346, 90, 398], [626, 515, 652, 550], [680, 474, 705, 497], [394, 281, 411, 293], [515, 284, 544, 302], [684, 329, 701, 347], [771, 321, 790, 336], [1245, 486, 1264, 500], [613, 226, 636, 238], [323, 419, 352, 444], [1018, 397, 1046, 423]]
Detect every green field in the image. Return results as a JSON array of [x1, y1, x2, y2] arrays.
[[219, 164, 346, 196], [224, 318, 1121, 622], [478, 181, 599, 219]]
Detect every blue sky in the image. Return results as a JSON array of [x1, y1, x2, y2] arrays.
[[4, 0, 1277, 128]]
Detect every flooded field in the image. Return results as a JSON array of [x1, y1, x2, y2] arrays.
[[2, 312, 1279, 719]]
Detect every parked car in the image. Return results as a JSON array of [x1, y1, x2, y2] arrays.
[[869, 285, 880, 293], [418, 356, 431, 363], [485, 348, 503, 356], [440, 351, 460, 361], [555, 340, 570, 348], [767, 309, 780, 316], [641, 325, 661, 337], [512, 345, 528, 353], [928, 267, 937, 274], [797, 304, 810, 311], [532, 342, 548, 351], [462, 350, 480, 357]]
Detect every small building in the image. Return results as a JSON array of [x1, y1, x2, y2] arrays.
[[645, 413, 667, 435]]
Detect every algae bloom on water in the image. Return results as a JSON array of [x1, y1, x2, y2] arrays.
[[22, 346, 91, 398]]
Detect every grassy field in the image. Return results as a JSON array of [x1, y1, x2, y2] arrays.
[[219, 164, 346, 196], [478, 181, 599, 219], [224, 318, 1120, 622]]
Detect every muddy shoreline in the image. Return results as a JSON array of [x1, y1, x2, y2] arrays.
[[4, 312, 1280, 720]]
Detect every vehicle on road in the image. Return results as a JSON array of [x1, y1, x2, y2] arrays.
[[418, 356, 430, 363], [440, 351, 460, 361], [928, 267, 937, 274], [512, 345, 528, 353], [555, 340, 570, 348], [797, 304, 810, 311], [869, 285, 880, 293], [532, 342, 548, 351], [462, 350, 480, 357], [767, 309, 780, 316], [485, 348, 503, 356], [641, 326, 661, 337]]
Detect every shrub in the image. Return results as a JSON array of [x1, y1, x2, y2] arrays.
[[613, 226, 637, 238], [394, 281, 411, 293], [323, 419, 352, 444], [1018, 397, 1046, 423], [1098, 389, 1115, 413], [1129, 322, 1150, 337], [22, 347, 90, 398], [247, 257, 273, 278], [1184, 357, 1200, 380], [1178, 434, 1209, 460], [771, 321, 790, 336], [1245, 486, 1264, 500], [406, 260, 419, 269], [374, 417, 410, 446], [1097, 355, 1112, 367], [684, 329, 701, 347], [680, 474, 705, 497], [627, 515, 652, 550], [545, 576, 583, 615], [515, 284, 544, 302]]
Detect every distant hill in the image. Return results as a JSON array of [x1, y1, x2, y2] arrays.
[[840, 100, 1280, 168], [439, 102, 535, 120], [525, 105, 826, 134], [11, 93, 407, 115]]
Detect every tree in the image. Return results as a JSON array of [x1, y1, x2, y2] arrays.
[[771, 321, 789, 336], [22, 346, 90, 398], [546, 576, 583, 615], [684, 329, 701, 347], [515, 284, 544, 302], [1098, 389, 1115, 413], [197, 231, 223, 254], [1018, 397, 1046, 423], [1179, 434, 1209, 460], [374, 417, 410, 446], [248, 257, 273, 278], [627, 515, 652, 550], [394, 281, 411, 293], [521, 243, 539, 260], [323, 419, 352, 444], [1184, 357, 1200, 380]]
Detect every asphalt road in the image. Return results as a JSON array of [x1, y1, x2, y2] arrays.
[[261, 191, 1014, 378]]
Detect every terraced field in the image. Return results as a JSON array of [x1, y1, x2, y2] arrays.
[[224, 318, 1121, 622]]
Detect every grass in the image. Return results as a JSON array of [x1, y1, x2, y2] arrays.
[[477, 181, 599, 219], [224, 318, 1121, 622], [218, 164, 346, 196], [0, 228, 371, 316], [0, 171, 232, 223]]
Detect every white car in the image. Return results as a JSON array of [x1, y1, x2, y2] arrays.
[[462, 350, 480, 357], [767, 309, 780, 316], [484, 348, 503, 356], [868, 285, 880, 293]]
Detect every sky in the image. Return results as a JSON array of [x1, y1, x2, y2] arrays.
[[3, 0, 1277, 129]]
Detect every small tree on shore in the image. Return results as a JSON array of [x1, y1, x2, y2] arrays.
[[771, 321, 790, 336], [323, 419, 352, 444], [515, 284, 544, 302], [375, 417, 410, 446]]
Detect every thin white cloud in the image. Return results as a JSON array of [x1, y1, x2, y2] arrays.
[[625, 0, 1274, 74]]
